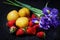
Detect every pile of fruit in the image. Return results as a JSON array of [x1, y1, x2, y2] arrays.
[[5, 0, 60, 38], [6, 8, 45, 38]]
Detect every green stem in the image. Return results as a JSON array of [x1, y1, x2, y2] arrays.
[[15, 0, 43, 17], [15, 0, 42, 13], [45, 2, 48, 7], [30, 8, 42, 14], [7, 0, 23, 7], [3, 2, 22, 7], [15, 0, 32, 8], [4, 0, 43, 17]]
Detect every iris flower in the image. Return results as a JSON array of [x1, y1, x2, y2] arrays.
[[39, 7, 60, 30], [32, 18, 39, 24], [42, 7, 52, 15], [39, 16, 50, 30]]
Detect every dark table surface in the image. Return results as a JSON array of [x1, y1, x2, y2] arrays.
[[0, 0, 60, 40]]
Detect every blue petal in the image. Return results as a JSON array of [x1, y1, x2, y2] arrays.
[[39, 16, 50, 30], [42, 7, 52, 15], [51, 8, 58, 15]]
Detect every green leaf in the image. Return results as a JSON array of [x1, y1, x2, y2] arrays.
[[34, 12, 44, 17], [4, 0, 44, 17], [7, 0, 21, 6], [3, 2, 22, 7], [15, 0, 43, 14]]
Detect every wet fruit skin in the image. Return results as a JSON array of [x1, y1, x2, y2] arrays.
[[31, 14, 36, 18], [26, 27, 36, 35], [18, 7, 30, 17], [7, 20, 15, 27], [33, 24, 39, 29], [36, 31, 45, 38], [22, 8, 30, 16], [16, 29, 24, 36], [28, 21, 33, 27], [7, 10, 19, 21], [16, 17, 29, 28]]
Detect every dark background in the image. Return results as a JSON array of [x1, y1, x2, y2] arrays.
[[0, 0, 60, 40]]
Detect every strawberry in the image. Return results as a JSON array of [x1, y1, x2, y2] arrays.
[[6, 20, 15, 28], [16, 28, 24, 36], [33, 24, 39, 29], [29, 18, 32, 21], [36, 31, 45, 38], [28, 21, 33, 27], [26, 27, 36, 35], [10, 26, 16, 33], [31, 14, 36, 18]]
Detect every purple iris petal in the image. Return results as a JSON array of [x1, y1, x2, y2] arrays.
[[42, 7, 51, 15], [48, 8, 59, 27], [40, 7, 60, 30], [32, 18, 39, 24], [50, 16, 60, 27], [39, 16, 50, 30], [51, 8, 58, 15], [49, 8, 58, 17]]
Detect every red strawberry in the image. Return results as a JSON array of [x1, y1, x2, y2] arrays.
[[26, 27, 36, 35], [16, 28, 24, 36], [36, 31, 45, 38], [29, 18, 32, 21], [33, 24, 39, 29], [10, 26, 16, 33], [6, 20, 15, 28], [31, 14, 36, 18], [28, 21, 33, 27]]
